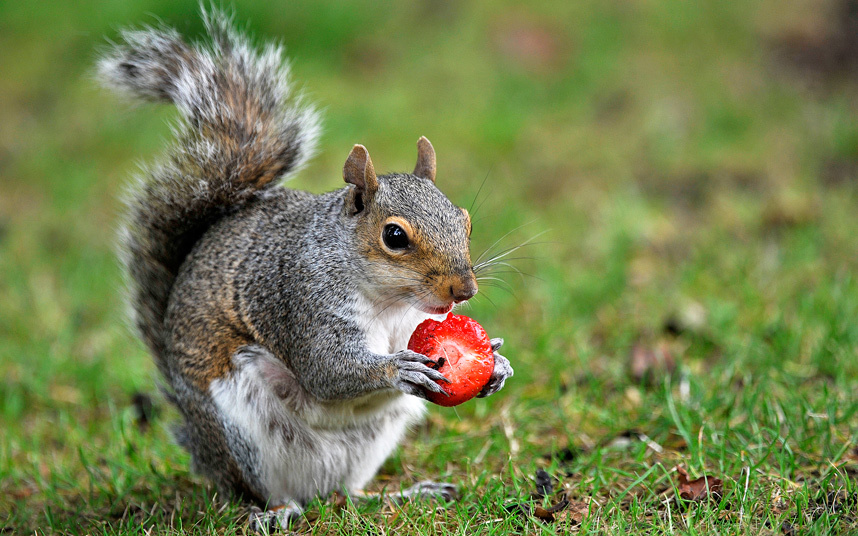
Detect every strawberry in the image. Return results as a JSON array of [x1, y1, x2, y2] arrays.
[[407, 313, 494, 407]]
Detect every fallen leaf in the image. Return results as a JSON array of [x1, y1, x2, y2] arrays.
[[769, 486, 791, 515], [329, 491, 349, 509], [532, 498, 570, 522], [675, 465, 723, 502], [629, 342, 676, 384], [531, 505, 552, 522], [554, 498, 598, 526], [7, 484, 38, 500]]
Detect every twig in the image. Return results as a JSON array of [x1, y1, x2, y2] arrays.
[[739, 466, 750, 525]]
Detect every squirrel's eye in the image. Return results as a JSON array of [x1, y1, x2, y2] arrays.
[[382, 224, 409, 250]]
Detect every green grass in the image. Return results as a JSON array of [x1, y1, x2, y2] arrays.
[[2, 0, 857, 534]]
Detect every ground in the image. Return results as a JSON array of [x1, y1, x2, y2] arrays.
[[1, 0, 857, 534]]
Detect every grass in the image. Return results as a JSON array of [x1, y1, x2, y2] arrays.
[[1, 0, 857, 533]]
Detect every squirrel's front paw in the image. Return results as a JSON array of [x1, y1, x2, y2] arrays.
[[392, 350, 450, 399], [477, 338, 513, 398]]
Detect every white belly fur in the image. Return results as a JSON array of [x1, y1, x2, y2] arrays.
[[208, 298, 437, 505]]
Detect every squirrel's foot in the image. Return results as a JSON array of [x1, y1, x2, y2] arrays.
[[391, 349, 450, 399], [477, 338, 513, 398], [248, 501, 304, 534], [395, 480, 460, 503]]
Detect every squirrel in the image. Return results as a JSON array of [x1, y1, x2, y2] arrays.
[[98, 10, 513, 531]]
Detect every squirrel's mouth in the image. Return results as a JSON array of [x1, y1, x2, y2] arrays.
[[418, 302, 454, 315]]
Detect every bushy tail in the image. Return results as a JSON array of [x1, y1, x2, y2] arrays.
[[99, 11, 320, 378]]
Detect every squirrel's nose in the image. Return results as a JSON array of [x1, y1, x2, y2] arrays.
[[450, 274, 478, 303]]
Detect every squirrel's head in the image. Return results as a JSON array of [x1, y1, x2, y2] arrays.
[[343, 137, 476, 315]]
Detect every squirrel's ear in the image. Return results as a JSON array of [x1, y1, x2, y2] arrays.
[[343, 144, 378, 213], [413, 136, 436, 183]]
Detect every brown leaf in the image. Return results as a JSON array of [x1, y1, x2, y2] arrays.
[[7, 484, 38, 500], [532, 497, 570, 522], [329, 491, 349, 509], [629, 342, 676, 384], [675, 465, 724, 502], [532, 505, 554, 522], [554, 498, 597, 526]]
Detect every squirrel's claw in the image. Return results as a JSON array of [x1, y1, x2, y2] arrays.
[[477, 338, 513, 398], [393, 350, 451, 398]]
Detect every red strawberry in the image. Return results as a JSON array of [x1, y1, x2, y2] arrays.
[[407, 313, 494, 407]]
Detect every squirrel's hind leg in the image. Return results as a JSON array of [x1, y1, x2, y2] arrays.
[[350, 481, 460, 505], [246, 482, 459, 533], [395, 481, 460, 503], [248, 501, 304, 534]]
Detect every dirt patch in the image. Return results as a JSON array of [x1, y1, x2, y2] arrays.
[[769, 0, 858, 87]]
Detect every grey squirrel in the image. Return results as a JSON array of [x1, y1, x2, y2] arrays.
[[98, 10, 513, 530]]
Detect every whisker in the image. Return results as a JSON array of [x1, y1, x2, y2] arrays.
[[474, 231, 549, 272], [468, 170, 492, 216], [478, 281, 516, 297], [471, 290, 498, 310], [454, 299, 472, 312], [479, 268, 544, 284], [366, 292, 414, 326], [477, 259, 545, 280], [477, 275, 512, 285], [478, 261, 525, 278], [395, 296, 422, 333], [478, 230, 548, 262], [473, 221, 537, 265]]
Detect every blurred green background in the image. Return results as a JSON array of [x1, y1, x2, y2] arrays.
[[1, 0, 857, 533]]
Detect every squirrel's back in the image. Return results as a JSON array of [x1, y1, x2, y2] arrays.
[[98, 12, 320, 379], [162, 187, 347, 389]]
